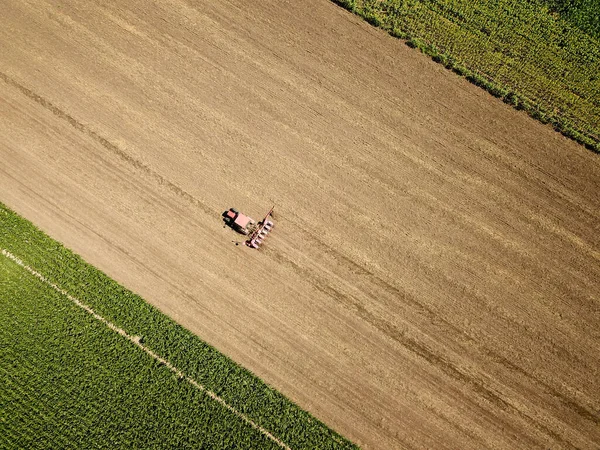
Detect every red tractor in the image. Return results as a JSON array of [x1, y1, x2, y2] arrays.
[[222, 208, 256, 235], [222, 206, 274, 248]]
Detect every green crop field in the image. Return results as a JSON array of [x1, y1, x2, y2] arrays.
[[0, 203, 357, 449], [333, 0, 600, 153], [540, 0, 600, 39]]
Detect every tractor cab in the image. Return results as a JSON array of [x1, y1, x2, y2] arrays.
[[222, 208, 255, 235]]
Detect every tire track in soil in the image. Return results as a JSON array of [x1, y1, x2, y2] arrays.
[[0, 70, 216, 218], [305, 222, 599, 423], [268, 217, 596, 447]]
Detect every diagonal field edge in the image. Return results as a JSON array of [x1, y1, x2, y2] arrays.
[[1, 248, 291, 450]]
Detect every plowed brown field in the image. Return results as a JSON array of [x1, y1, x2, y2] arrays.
[[1, 1, 599, 448]]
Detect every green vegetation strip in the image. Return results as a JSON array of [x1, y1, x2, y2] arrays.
[[0, 202, 357, 449], [332, 0, 600, 153]]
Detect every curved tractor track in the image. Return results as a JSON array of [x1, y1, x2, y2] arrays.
[[1, 0, 599, 448]]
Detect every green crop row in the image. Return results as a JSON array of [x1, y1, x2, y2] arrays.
[[0, 202, 358, 449], [331, 0, 600, 153]]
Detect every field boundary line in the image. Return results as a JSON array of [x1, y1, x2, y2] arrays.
[[1, 248, 291, 450]]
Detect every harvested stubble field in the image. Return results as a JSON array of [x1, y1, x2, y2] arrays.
[[1, 0, 599, 449]]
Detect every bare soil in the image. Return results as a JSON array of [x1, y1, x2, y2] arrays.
[[1, 1, 599, 448]]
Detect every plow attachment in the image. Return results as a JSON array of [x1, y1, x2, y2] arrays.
[[246, 206, 275, 249]]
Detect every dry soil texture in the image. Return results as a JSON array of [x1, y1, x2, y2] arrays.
[[1, 1, 599, 449]]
